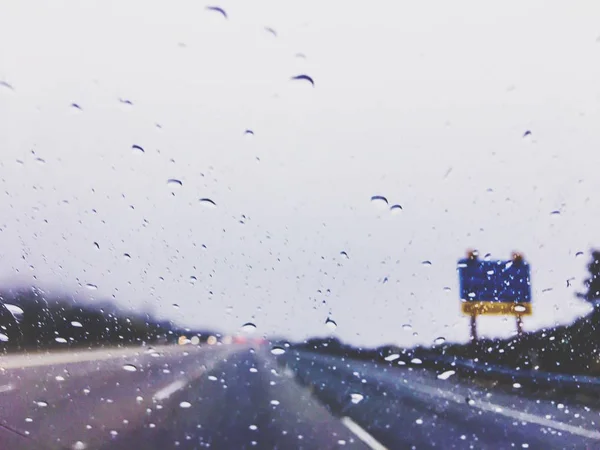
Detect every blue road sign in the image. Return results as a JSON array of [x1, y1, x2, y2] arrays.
[[457, 257, 532, 315]]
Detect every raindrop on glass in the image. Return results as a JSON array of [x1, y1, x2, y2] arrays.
[[55, 337, 67, 344], [270, 347, 286, 355], [422, 260, 432, 266], [4, 304, 24, 315], [199, 198, 217, 208], [85, 283, 98, 291], [434, 337, 446, 345], [167, 179, 183, 188], [402, 323, 412, 331], [71, 321, 83, 328], [390, 204, 403, 214], [179, 401, 192, 408], [370, 195, 388, 208], [325, 317, 337, 331], [122, 364, 138, 372], [241, 322, 257, 333], [437, 370, 455, 380], [0, 333, 8, 342], [340, 251, 349, 259], [35, 401, 49, 408], [350, 393, 364, 404], [131, 144, 145, 154]]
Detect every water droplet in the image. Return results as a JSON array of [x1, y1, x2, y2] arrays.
[[72, 441, 87, 450], [384, 354, 400, 362], [0, 80, 14, 91], [123, 253, 131, 260], [34, 157, 46, 164], [550, 210, 561, 217], [402, 323, 412, 331], [249, 424, 258, 431], [410, 358, 422, 365], [290, 74, 314, 86], [35, 400, 48, 408], [179, 401, 192, 408], [340, 251, 349, 259], [270, 347, 286, 355], [241, 322, 257, 333], [415, 418, 423, 425], [71, 321, 83, 328], [390, 204, 403, 214], [167, 179, 183, 188], [199, 198, 217, 208], [434, 337, 446, 345], [264, 27, 277, 37], [523, 130, 532, 139], [576, 251, 584, 258], [244, 129, 255, 136], [55, 375, 65, 381], [437, 370, 455, 380], [513, 382, 522, 388], [131, 144, 145, 154], [172, 303, 180, 309], [443, 287, 451, 293], [370, 195, 388, 208], [71, 103, 83, 110], [205, 5, 227, 18], [0, 333, 8, 342], [208, 375, 218, 381], [4, 304, 24, 315], [421, 260, 432, 266], [325, 317, 337, 331], [270, 400, 280, 406], [350, 393, 364, 404], [514, 305, 527, 313], [85, 283, 98, 291], [55, 337, 67, 344], [122, 364, 137, 372], [93, 242, 100, 250], [249, 367, 258, 373]]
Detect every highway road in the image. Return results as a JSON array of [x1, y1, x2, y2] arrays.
[[1, 344, 600, 449]]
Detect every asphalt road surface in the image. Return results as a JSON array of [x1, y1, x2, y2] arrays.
[[1, 344, 600, 449]]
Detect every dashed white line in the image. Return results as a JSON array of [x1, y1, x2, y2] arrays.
[[406, 381, 600, 440], [153, 379, 188, 401], [341, 416, 388, 450]]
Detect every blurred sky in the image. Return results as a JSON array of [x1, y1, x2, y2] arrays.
[[1, 0, 600, 347]]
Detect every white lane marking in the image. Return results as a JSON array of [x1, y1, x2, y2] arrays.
[[152, 346, 240, 402], [341, 416, 388, 450], [153, 379, 188, 401], [0, 384, 13, 393], [407, 381, 600, 440]]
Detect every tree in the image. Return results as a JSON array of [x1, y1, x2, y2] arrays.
[[577, 250, 600, 308]]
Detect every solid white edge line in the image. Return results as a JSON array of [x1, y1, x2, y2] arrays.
[[406, 381, 600, 441], [341, 416, 388, 450]]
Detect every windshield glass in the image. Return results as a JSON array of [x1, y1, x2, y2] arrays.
[[1, 1, 600, 449]]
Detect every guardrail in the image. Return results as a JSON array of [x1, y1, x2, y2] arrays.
[[415, 354, 600, 394]]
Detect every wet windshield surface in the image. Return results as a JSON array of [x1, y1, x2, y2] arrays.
[[1, 1, 600, 449]]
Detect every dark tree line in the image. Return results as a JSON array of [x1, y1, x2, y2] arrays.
[[0, 287, 182, 353]]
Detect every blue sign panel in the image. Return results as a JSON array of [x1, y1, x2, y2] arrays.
[[458, 258, 531, 303]]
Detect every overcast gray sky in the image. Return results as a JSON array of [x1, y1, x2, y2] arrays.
[[1, 0, 600, 347]]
